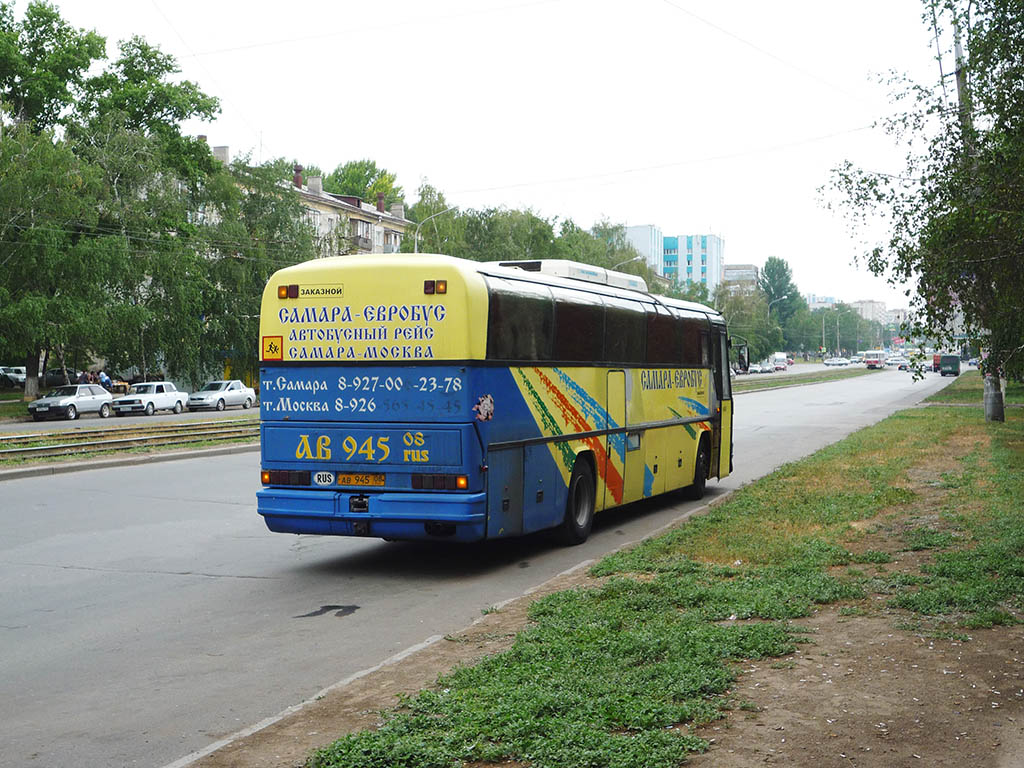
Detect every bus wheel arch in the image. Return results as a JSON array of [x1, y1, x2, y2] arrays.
[[557, 452, 596, 546]]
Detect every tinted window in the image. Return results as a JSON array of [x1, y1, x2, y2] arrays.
[[551, 286, 604, 362], [645, 304, 681, 364], [676, 310, 709, 367], [603, 296, 647, 364], [485, 277, 553, 361]]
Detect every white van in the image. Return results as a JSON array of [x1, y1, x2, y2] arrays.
[[772, 352, 788, 371]]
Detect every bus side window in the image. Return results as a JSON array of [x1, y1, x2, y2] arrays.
[[485, 277, 554, 361], [551, 286, 604, 362], [675, 309, 707, 367], [646, 304, 681, 365], [603, 296, 646, 365]]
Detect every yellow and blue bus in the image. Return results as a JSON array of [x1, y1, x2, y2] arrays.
[[257, 254, 736, 544]]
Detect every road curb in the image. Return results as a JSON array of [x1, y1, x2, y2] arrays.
[[0, 441, 260, 482]]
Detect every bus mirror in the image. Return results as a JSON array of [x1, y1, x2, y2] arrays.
[[737, 344, 749, 373]]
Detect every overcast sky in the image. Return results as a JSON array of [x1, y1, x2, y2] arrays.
[[40, 0, 948, 308]]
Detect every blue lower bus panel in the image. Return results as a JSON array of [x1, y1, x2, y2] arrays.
[[257, 487, 488, 542]]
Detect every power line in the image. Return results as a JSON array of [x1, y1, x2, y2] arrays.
[[180, 0, 564, 59], [658, 0, 873, 104], [453, 125, 874, 195]]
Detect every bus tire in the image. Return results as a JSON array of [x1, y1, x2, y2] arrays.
[[683, 438, 709, 501], [557, 458, 595, 546]]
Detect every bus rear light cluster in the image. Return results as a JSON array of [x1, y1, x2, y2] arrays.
[[423, 279, 447, 295], [412, 473, 468, 490], [278, 284, 299, 299], [261, 469, 311, 486]]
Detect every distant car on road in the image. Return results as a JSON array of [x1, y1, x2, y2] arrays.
[[940, 354, 961, 377], [26, 384, 113, 421], [888, 357, 911, 370], [187, 380, 256, 411], [112, 381, 189, 416], [42, 368, 81, 387], [823, 357, 849, 366]]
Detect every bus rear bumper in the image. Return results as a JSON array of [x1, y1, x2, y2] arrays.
[[257, 488, 488, 542]]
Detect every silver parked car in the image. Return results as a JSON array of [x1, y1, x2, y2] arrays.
[[27, 384, 113, 421], [187, 380, 256, 411]]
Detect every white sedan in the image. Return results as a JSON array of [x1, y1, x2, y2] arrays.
[[112, 381, 188, 416], [187, 380, 256, 411]]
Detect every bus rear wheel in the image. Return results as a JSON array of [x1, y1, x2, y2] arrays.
[[557, 458, 595, 546], [683, 440, 709, 500]]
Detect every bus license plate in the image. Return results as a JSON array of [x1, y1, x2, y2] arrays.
[[337, 473, 385, 487]]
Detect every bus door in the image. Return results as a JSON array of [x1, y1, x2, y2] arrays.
[[715, 329, 733, 478], [605, 370, 626, 510]]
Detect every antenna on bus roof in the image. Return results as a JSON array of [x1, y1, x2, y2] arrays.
[[493, 259, 648, 293]]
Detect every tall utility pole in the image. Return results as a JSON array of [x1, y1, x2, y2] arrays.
[[949, 11, 1003, 421]]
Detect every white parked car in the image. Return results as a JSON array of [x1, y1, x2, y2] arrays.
[[112, 381, 188, 416], [1, 365, 26, 387], [187, 380, 256, 411], [823, 357, 850, 366], [27, 384, 113, 421]]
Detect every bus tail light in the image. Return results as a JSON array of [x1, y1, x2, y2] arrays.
[[261, 469, 311, 486], [423, 279, 447, 295], [411, 473, 469, 490]]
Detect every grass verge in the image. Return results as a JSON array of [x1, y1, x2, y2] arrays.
[[308, 406, 1024, 768], [924, 368, 1024, 405], [732, 366, 881, 394]]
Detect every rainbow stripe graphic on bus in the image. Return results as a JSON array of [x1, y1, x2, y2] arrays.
[[513, 367, 625, 505]]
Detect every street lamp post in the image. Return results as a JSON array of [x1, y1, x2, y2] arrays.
[[766, 294, 788, 319], [414, 205, 458, 253], [611, 254, 645, 270]]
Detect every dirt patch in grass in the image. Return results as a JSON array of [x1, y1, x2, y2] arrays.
[[691, 608, 1024, 767]]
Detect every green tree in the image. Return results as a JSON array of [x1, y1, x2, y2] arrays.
[[403, 182, 463, 255], [0, 1, 104, 129], [73, 35, 220, 183], [0, 123, 110, 397], [829, 0, 1024, 379], [758, 256, 801, 325], [323, 159, 404, 207], [713, 285, 781, 365], [462, 208, 556, 262], [666, 280, 711, 304]]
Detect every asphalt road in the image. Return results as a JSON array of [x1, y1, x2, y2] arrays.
[[0, 368, 953, 767]]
